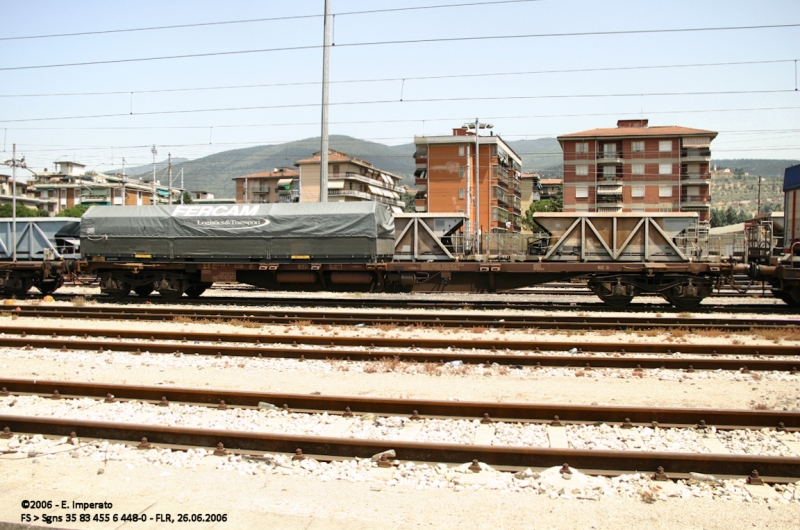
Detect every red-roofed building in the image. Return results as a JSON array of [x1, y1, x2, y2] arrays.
[[557, 119, 717, 222]]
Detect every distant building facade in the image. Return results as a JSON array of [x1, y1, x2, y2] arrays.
[[26, 161, 181, 215], [413, 127, 523, 234], [233, 167, 300, 204], [557, 119, 716, 222], [294, 150, 405, 212]]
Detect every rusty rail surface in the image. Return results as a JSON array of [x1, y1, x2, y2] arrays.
[[9, 304, 799, 331], [1, 378, 797, 430], [1, 414, 798, 481], [2, 334, 798, 372], [3, 325, 798, 357]]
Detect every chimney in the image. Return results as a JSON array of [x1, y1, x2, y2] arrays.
[[453, 128, 468, 136], [617, 119, 648, 128]]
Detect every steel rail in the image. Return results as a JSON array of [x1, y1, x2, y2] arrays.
[[1, 415, 798, 480], [2, 335, 798, 372], [8, 305, 800, 331], [46, 293, 797, 314], [1, 378, 796, 430], [3, 326, 798, 356]]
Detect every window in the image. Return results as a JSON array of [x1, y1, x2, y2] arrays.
[[575, 186, 589, 198], [631, 207, 645, 213], [659, 205, 673, 212], [459, 167, 465, 179], [632, 164, 645, 175], [659, 163, 672, 175], [659, 185, 673, 198], [658, 140, 672, 152], [631, 141, 645, 153], [602, 143, 617, 155], [575, 165, 589, 176], [575, 142, 588, 154], [458, 188, 465, 199], [631, 185, 645, 198], [332, 164, 340, 176], [603, 165, 616, 177]]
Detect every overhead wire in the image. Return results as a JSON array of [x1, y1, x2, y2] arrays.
[[0, 0, 544, 41], [1, 89, 796, 124], [2, 23, 798, 72]]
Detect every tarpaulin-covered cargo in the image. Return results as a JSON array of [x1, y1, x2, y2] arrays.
[[784, 165, 800, 252], [81, 202, 395, 262]]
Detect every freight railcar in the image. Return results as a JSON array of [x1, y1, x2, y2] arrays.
[[748, 164, 800, 306], [0, 217, 80, 296], [75, 203, 742, 309]]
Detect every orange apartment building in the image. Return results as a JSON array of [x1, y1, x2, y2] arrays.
[[413, 128, 523, 234], [557, 119, 716, 223]]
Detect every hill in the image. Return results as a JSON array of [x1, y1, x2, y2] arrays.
[[711, 159, 799, 178], [106, 158, 189, 178], [128, 136, 415, 198]]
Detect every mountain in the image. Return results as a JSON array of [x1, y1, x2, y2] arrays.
[[106, 158, 189, 178], [507, 138, 563, 178], [128, 136, 416, 198]]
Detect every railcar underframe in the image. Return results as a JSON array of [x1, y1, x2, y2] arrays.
[[84, 259, 740, 309]]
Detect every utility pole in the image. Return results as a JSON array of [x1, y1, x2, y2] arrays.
[[168, 153, 173, 205], [121, 158, 126, 206], [757, 175, 762, 215], [11, 144, 17, 262], [151, 145, 157, 205], [319, 0, 331, 203], [180, 168, 184, 204], [474, 118, 480, 247]]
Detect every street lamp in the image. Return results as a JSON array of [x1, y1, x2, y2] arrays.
[[462, 120, 493, 251], [3, 144, 30, 262], [121, 158, 127, 207]]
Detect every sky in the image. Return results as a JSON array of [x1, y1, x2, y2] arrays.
[[1, 0, 799, 178]]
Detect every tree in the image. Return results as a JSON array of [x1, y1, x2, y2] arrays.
[[56, 205, 89, 217], [521, 198, 562, 231], [181, 191, 194, 204], [400, 191, 416, 213], [0, 203, 49, 217]]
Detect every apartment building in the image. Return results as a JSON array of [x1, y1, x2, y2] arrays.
[[0, 175, 50, 210], [233, 167, 300, 204], [26, 161, 182, 215], [413, 128, 523, 234], [557, 119, 716, 222], [294, 150, 405, 212], [520, 173, 543, 214]]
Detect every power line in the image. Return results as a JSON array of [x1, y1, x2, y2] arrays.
[[1, 58, 794, 99], [2, 23, 798, 72], [0, 1, 543, 41], [1, 89, 794, 123]]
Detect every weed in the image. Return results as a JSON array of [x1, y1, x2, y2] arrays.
[[228, 318, 260, 328], [670, 328, 689, 339], [72, 296, 87, 307], [575, 370, 585, 377], [293, 320, 312, 328], [0, 311, 10, 317], [641, 329, 660, 337], [750, 372, 763, 381], [422, 361, 442, 376], [471, 326, 488, 334], [655, 313, 663, 318], [375, 322, 398, 333], [753, 402, 771, 410], [173, 315, 195, 324], [692, 328, 725, 339], [677, 312, 693, 318]]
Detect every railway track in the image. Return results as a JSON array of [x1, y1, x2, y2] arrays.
[[44, 292, 798, 314], [3, 326, 799, 372], [8, 304, 800, 331], [1, 378, 798, 481]]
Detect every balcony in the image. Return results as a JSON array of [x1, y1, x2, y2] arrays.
[[596, 151, 623, 165], [681, 173, 710, 185], [329, 188, 404, 208], [681, 148, 711, 163], [597, 184, 623, 195], [681, 195, 711, 207], [345, 172, 404, 193]]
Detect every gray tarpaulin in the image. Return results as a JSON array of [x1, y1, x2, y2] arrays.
[[81, 202, 395, 261]]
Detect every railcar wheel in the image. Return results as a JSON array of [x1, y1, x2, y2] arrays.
[[596, 293, 633, 308], [133, 286, 154, 297], [3, 277, 33, 298], [104, 283, 131, 300], [158, 288, 184, 299], [34, 277, 63, 296], [184, 282, 212, 298], [665, 295, 704, 310]]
